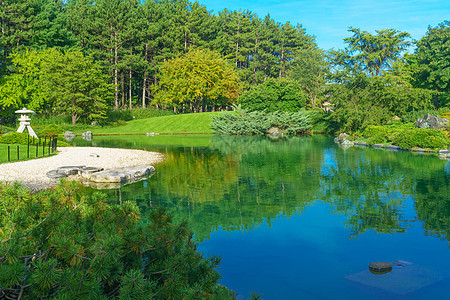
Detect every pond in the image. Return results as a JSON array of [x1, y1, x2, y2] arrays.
[[72, 134, 450, 299]]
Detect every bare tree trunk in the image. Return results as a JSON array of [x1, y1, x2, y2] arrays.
[[129, 68, 132, 109], [114, 45, 119, 109], [142, 44, 148, 109], [121, 73, 125, 108]]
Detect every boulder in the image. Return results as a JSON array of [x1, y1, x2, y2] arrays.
[[341, 139, 354, 146], [81, 131, 93, 141], [369, 262, 392, 275], [334, 133, 350, 144], [414, 114, 450, 129], [266, 127, 282, 137], [89, 165, 155, 183], [64, 131, 76, 142]]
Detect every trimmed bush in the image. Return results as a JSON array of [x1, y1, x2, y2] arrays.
[[211, 107, 312, 135], [358, 125, 450, 150], [239, 78, 308, 113], [392, 128, 449, 150]]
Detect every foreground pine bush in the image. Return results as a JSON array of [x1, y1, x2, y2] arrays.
[[0, 181, 234, 299]]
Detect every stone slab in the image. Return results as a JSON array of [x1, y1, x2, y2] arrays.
[[89, 165, 155, 183], [346, 261, 450, 295]]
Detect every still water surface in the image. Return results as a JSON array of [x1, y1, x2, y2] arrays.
[[73, 135, 450, 299]]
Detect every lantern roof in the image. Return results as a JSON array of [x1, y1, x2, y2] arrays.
[[15, 107, 35, 114]]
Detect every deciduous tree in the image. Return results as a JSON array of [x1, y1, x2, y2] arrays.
[[153, 48, 241, 113]]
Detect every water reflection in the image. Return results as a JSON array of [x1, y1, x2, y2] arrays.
[[76, 134, 450, 244]]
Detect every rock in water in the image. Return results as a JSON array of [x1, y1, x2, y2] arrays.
[[369, 262, 392, 275], [82, 131, 93, 141], [266, 127, 282, 138], [334, 133, 350, 144], [414, 114, 450, 129], [63, 131, 76, 142]]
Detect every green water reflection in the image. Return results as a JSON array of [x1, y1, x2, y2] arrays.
[[72, 134, 450, 298]]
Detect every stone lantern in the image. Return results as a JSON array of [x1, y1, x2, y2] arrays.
[[15, 107, 38, 138]]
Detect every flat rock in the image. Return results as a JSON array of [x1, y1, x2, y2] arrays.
[[46, 170, 68, 179], [372, 144, 384, 148], [56, 166, 86, 176], [89, 165, 155, 183], [386, 145, 403, 151], [79, 166, 104, 178]]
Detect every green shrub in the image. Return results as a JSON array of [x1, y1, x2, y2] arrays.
[[392, 128, 449, 150], [239, 78, 308, 113], [211, 107, 312, 135], [0, 132, 37, 145], [0, 132, 69, 147], [37, 124, 64, 136], [0, 125, 14, 134], [0, 181, 234, 299], [32, 114, 71, 125], [358, 124, 450, 149]]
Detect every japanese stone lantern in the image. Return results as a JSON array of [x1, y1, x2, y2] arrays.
[[15, 107, 38, 138]]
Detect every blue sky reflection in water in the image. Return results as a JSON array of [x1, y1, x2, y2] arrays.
[[73, 135, 450, 299]]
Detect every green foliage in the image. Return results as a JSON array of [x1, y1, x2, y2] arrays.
[[331, 27, 411, 76], [289, 48, 329, 108], [154, 48, 241, 112], [0, 132, 39, 145], [0, 125, 14, 134], [40, 49, 113, 126], [238, 78, 308, 112], [327, 72, 433, 132], [38, 124, 64, 136], [0, 49, 113, 126], [358, 125, 450, 149], [413, 21, 450, 96], [211, 107, 312, 135], [391, 128, 449, 150], [400, 108, 450, 123], [0, 181, 232, 299], [0, 132, 69, 147], [32, 113, 72, 126]]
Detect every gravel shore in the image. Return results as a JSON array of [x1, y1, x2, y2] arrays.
[[0, 147, 165, 192]]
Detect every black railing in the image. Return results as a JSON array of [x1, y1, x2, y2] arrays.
[[6, 135, 58, 162]]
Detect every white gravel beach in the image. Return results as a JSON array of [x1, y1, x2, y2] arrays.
[[0, 147, 165, 192]]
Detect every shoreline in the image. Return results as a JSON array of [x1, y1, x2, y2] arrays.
[[0, 147, 165, 193]]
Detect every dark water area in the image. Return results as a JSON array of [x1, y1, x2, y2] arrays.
[[72, 134, 450, 299]]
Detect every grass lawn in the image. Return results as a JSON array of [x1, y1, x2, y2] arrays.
[[0, 143, 56, 164], [74, 112, 223, 135]]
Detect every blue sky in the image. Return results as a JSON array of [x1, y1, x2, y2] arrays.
[[198, 0, 450, 50]]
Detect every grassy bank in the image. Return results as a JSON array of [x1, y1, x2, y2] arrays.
[[73, 112, 222, 135]]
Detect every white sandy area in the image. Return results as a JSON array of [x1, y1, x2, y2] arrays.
[[0, 147, 165, 192]]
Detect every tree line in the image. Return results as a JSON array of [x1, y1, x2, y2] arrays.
[[0, 0, 314, 120], [0, 0, 448, 130]]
